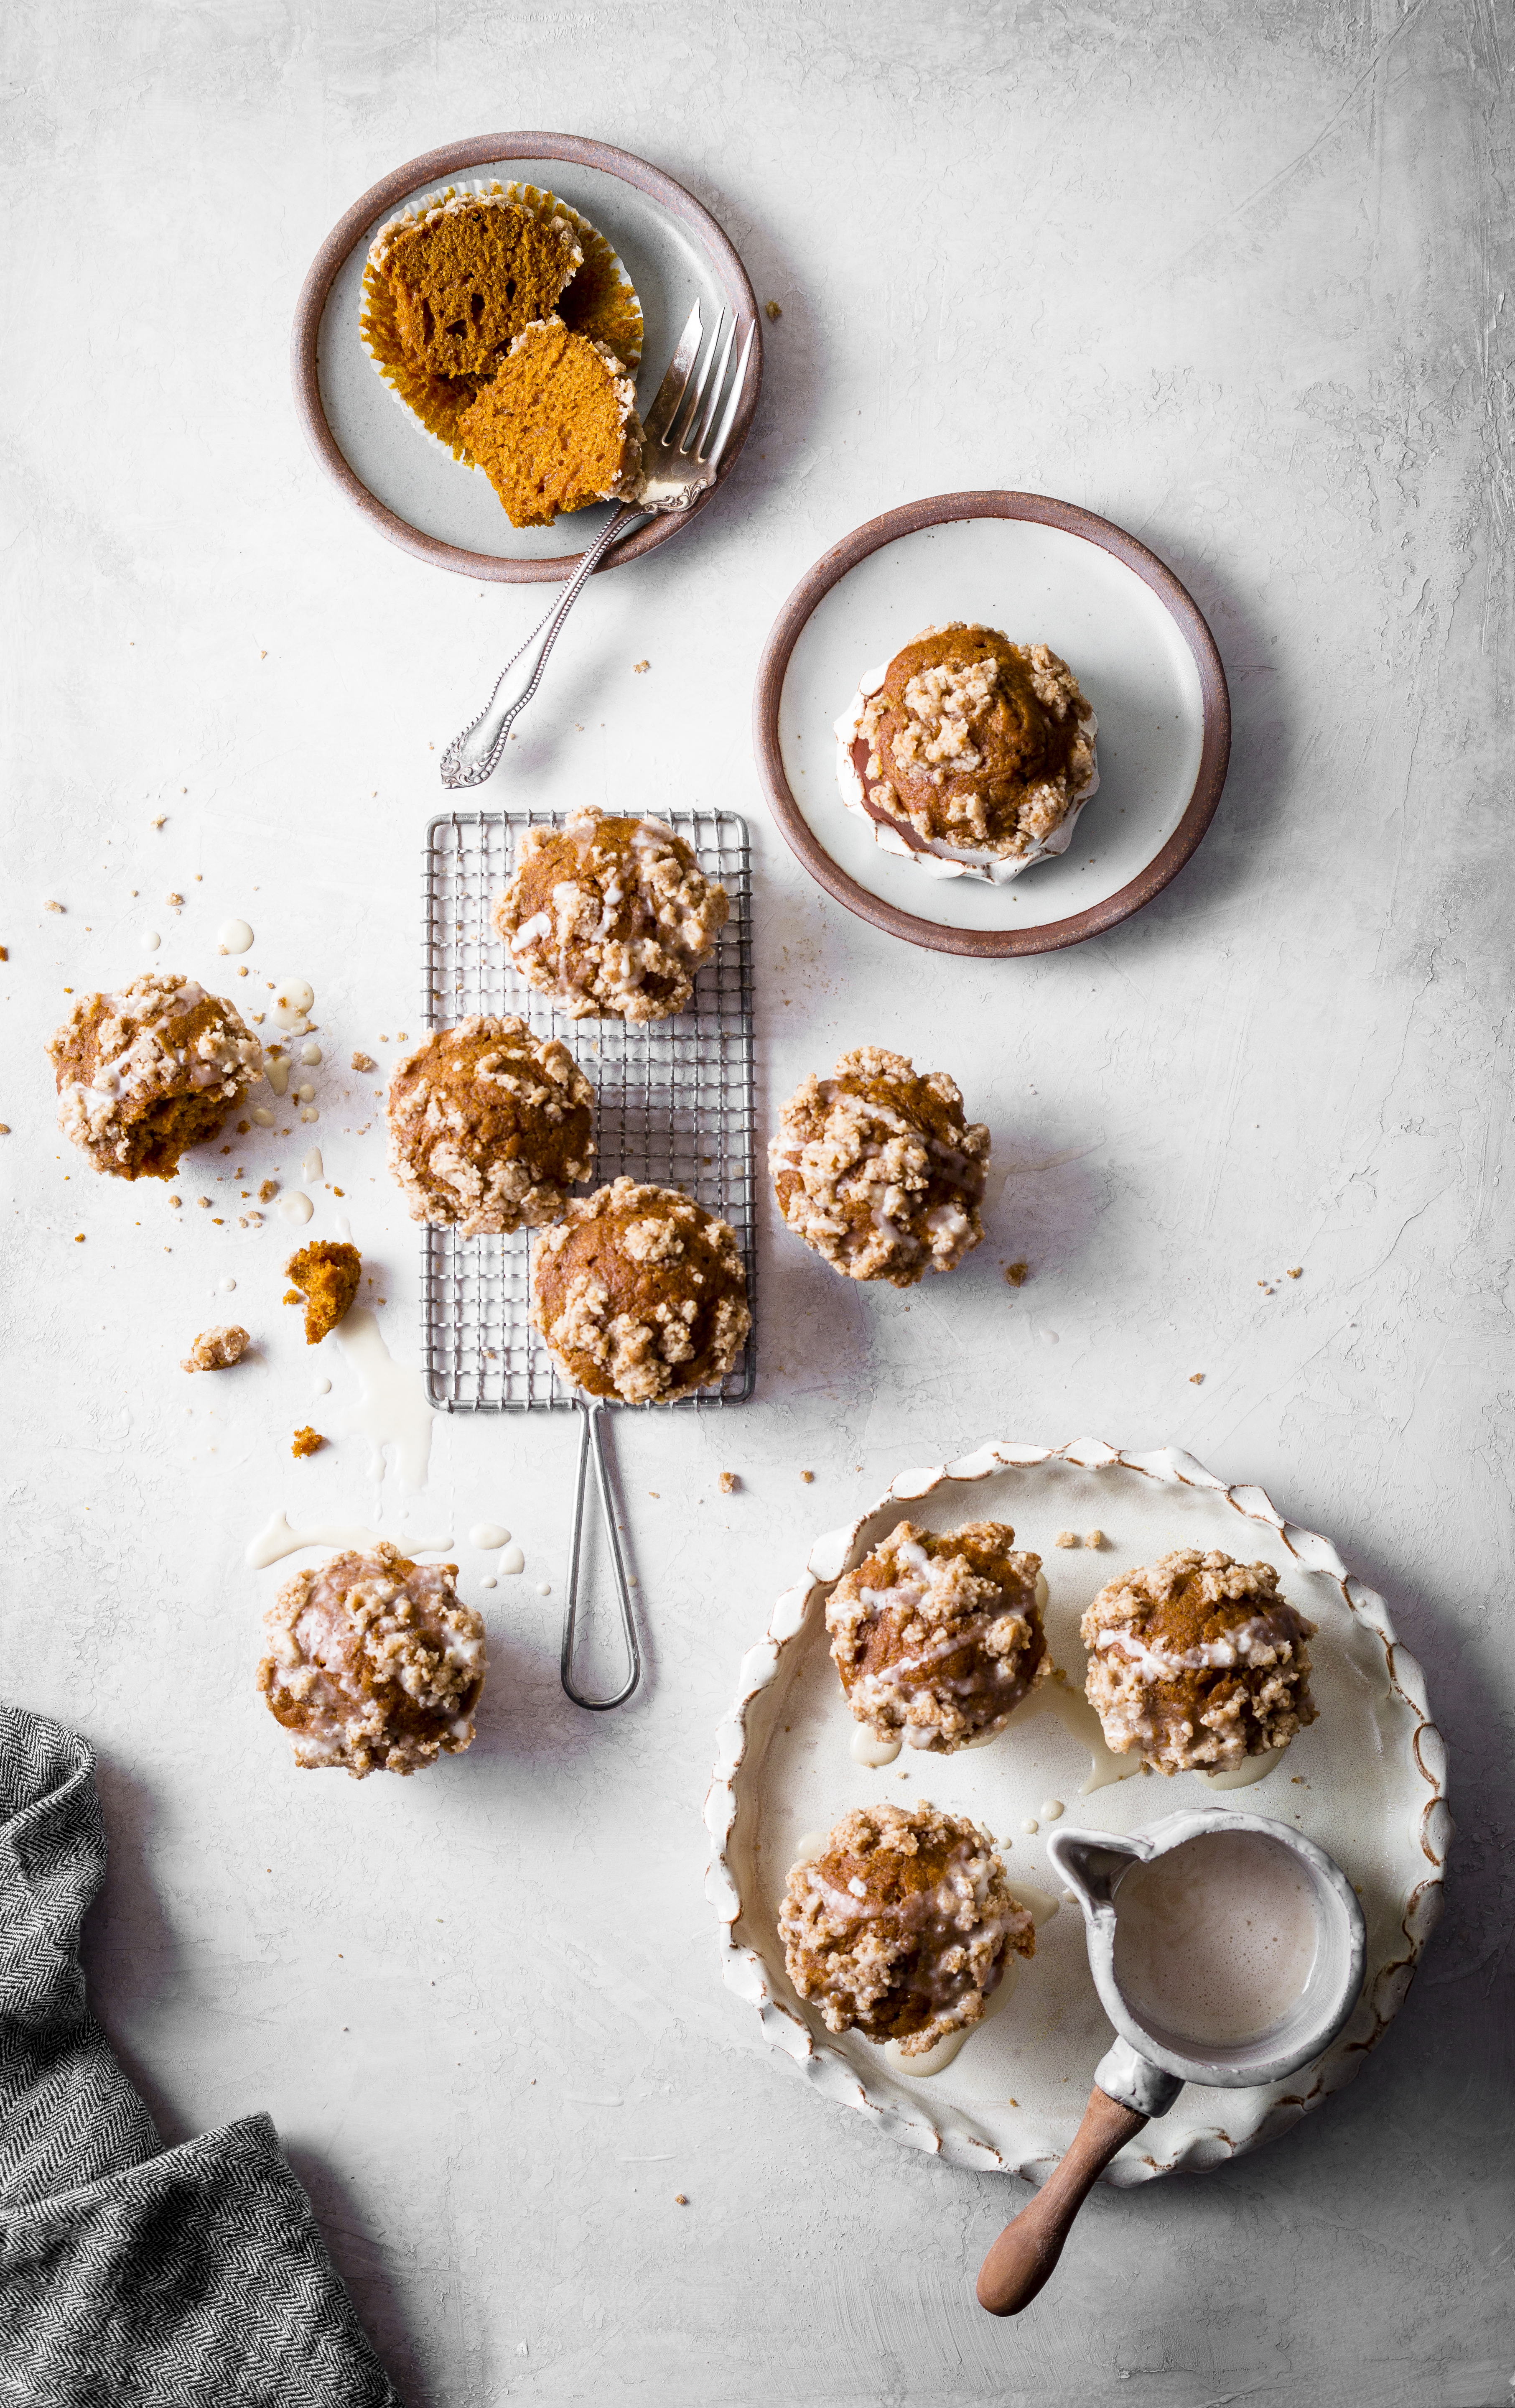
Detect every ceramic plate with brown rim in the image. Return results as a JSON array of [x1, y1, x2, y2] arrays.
[[752, 492, 1230, 957], [292, 133, 761, 583]]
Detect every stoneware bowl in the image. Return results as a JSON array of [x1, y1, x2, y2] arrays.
[[706, 1439, 1449, 2185]]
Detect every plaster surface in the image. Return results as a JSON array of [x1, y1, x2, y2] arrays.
[[2, 5, 1512, 2403]]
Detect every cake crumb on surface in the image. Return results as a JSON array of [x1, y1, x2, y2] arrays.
[[1288, 1266, 1303, 1278], [291, 1426, 325, 1457], [801, 1469, 814, 1483], [1190, 1372, 1205, 1384], [633, 659, 649, 673], [1054, 1530, 1078, 1548], [182, 1325, 250, 1373], [44, 900, 63, 913], [351, 1052, 377, 1073], [674, 2194, 688, 2206], [1003, 1258, 1029, 1286], [719, 1472, 738, 1494], [285, 1240, 361, 1343], [1085, 1528, 1105, 1549], [259, 1179, 278, 1202], [765, 300, 782, 319]]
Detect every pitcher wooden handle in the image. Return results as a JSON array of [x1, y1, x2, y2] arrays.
[[976, 2086, 1147, 2316]]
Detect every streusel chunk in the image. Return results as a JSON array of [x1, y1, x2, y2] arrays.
[[181, 1325, 250, 1373], [48, 972, 262, 1178], [770, 1046, 989, 1286], [387, 1017, 593, 1235], [493, 808, 727, 1020], [828, 1519, 1046, 1752], [779, 1801, 1033, 2056], [257, 1543, 486, 1778], [1080, 1548, 1318, 1776], [531, 1176, 749, 1403]]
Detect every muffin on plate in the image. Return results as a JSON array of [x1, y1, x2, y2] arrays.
[[387, 1017, 593, 1236], [48, 972, 262, 1179], [458, 319, 644, 527], [494, 807, 727, 1021], [1080, 1547, 1318, 1776], [373, 191, 583, 381], [828, 1520, 1047, 1752], [531, 1176, 749, 1404], [779, 1800, 1034, 2056], [769, 1046, 989, 1286], [257, 1544, 486, 1779], [284, 1240, 362, 1343], [834, 622, 1098, 882]]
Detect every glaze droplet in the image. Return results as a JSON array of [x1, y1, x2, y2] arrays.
[[250, 1106, 275, 1127], [218, 918, 254, 954], [500, 1543, 525, 1575], [470, 1522, 511, 1551], [301, 1148, 323, 1185], [141, 930, 161, 951], [279, 1191, 314, 1225], [312, 1375, 331, 1396], [272, 978, 314, 1030]]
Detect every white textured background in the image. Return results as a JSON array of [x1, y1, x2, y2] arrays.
[[3, 4, 1512, 2403]]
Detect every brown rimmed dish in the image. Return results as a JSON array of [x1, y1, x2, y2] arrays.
[[751, 491, 1230, 959], [292, 132, 761, 584]]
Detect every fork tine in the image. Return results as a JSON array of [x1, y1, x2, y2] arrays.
[[703, 323, 755, 476], [641, 300, 703, 444], [670, 310, 724, 454], [692, 312, 737, 459]]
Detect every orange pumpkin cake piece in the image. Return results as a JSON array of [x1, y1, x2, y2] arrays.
[[376, 194, 582, 381], [458, 319, 644, 528]]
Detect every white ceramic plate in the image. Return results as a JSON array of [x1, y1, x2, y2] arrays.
[[293, 133, 761, 582], [706, 1440, 1449, 2185], [751, 495, 1230, 957]]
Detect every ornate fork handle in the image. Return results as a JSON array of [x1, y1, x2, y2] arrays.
[[439, 503, 647, 790]]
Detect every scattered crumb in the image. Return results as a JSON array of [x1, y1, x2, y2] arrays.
[[1288, 1266, 1303, 1278], [245, 1211, 262, 1227], [0, 1125, 9, 1136], [74, 1234, 85, 1243], [396, 1031, 408, 1042], [801, 1469, 814, 1484], [168, 1196, 181, 1209], [1003, 1259, 1029, 1287], [674, 2194, 688, 2206], [259, 1179, 278, 1203], [1054, 1530, 1078, 1548], [166, 892, 183, 908], [351, 1052, 377, 1074], [182, 1325, 251, 1373], [43, 900, 62, 913], [283, 1288, 301, 1305], [286, 1239, 362, 1342], [236, 1120, 250, 1135], [0, 947, 7, 962], [260, 648, 267, 659], [1189, 1372, 1204, 1385], [151, 815, 166, 828], [719, 1472, 738, 1495], [333, 1186, 344, 1197], [649, 1490, 660, 1499], [290, 1426, 325, 1458], [196, 1197, 211, 1210], [1084, 1529, 1105, 1549], [633, 659, 650, 674], [765, 299, 782, 319]]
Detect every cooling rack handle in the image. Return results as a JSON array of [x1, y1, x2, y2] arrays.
[[561, 1402, 642, 1711]]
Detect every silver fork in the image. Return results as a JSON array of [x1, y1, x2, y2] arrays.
[[440, 300, 755, 789]]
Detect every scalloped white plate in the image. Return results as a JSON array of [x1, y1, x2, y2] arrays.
[[705, 1441, 1449, 2186]]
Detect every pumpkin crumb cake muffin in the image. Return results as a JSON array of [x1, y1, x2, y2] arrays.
[[257, 1543, 486, 1778], [387, 1017, 593, 1235], [48, 972, 262, 1178], [494, 808, 727, 1020], [1081, 1548, 1318, 1776], [780, 1801, 1034, 2055], [828, 1520, 1047, 1752], [374, 192, 582, 381], [458, 319, 644, 528], [770, 1047, 989, 1286], [284, 1240, 362, 1343], [835, 622, 1098, 881], [531, 1177, 749, 1403]]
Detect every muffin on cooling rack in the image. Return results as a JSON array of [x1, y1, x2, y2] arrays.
[[493, 807, 728, 1020], [1080, 1548, 1318, 1777], [769, 1046, 989, 1286], [828, 1520, 1047, 1754], [387, 1017, 594, 1236], [779, 1800, 1034, 2056], [835, 621, 1098, 882], [530, 1176, 749, 1403], [47, 972, 262, 1179], [257, 1543, 486, 1779]]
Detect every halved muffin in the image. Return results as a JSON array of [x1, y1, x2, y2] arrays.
[[458, 320, 644, 528], [374, 193, 582, 381]]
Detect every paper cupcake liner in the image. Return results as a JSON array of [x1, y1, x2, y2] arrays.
[[833, 661, 1100, 885], [360, 179, 644, 466]]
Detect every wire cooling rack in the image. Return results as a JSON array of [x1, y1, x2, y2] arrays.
[[419, 809, 756, 1413]]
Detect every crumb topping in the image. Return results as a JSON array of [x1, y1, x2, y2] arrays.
[[828, 1520, 1046, 1752], [285, 1240, 362, 1344], [181, 1324, 250, 1373], [257, 1543, 486, 1778], [1080, 1548, 1318, 1775], [387, 1016, 593, 1235], [531, 1176, 749, 1403], [47, 972, 262, 1179], [779, 1801, 1033, 2054], [494, 808, 727, 1021], [769, 1046, 988, 1287]]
